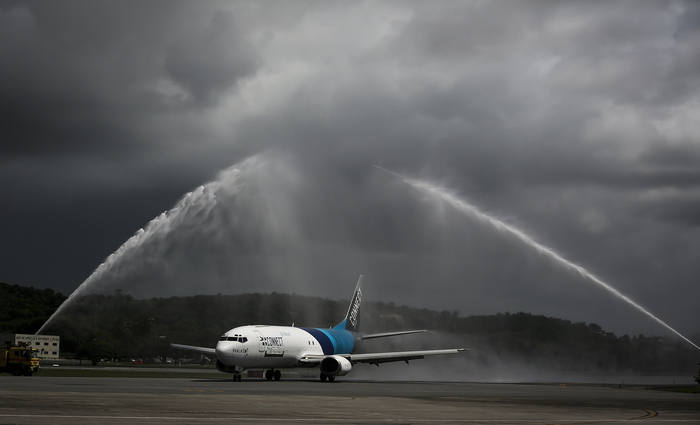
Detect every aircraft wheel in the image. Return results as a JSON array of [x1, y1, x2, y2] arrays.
[[320, 373, 327, 382], [265, 370, 273, 381], [273, 370, 281, 381], [328, 375, 336, 382]]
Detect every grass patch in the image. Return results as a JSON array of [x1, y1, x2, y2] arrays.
[[34, 368, 222, 379], [655, 385, 700, 394]]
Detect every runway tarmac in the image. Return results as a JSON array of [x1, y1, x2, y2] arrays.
[[1, 373, 698, 424]]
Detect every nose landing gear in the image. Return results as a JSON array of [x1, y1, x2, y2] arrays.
[[232, 373, 242, 382]]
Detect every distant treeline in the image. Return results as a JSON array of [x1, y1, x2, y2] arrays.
[[2, 282, 698, 373], [0, 282, 67, 334]]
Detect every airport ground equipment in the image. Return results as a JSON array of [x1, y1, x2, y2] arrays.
[[0, 342, 40, 376]]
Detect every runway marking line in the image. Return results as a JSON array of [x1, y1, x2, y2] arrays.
[[631, 409, 658, 420]]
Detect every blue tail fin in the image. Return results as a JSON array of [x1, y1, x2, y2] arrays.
[[334, 275, 364, 333]]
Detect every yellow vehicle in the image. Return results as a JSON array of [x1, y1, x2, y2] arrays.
[[0, 342, 40, 376]]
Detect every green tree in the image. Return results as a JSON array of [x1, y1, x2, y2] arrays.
[[76, 339, 117, 365]]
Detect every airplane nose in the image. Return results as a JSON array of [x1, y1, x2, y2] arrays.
[[216, 341, 239, 357], [215, 342, 230, 357]]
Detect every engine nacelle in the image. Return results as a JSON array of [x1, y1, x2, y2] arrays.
[[319, 355, 352, 376]]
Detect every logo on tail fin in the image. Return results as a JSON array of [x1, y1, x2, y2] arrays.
[[335, 275, 364, 333], [349, 288, 362, 328]]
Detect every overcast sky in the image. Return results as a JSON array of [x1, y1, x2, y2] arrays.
[[2, 1, 699, 339]]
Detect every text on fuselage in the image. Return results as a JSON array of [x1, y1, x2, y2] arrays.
[[265, 336, 283, 347]]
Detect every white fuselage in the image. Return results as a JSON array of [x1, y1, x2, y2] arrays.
[[172, 276, 467, 381], [215, 325, 327, 370]]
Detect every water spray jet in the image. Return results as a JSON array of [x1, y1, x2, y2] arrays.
[[36, 155, 263, 336], [375, 166, 700, 351]]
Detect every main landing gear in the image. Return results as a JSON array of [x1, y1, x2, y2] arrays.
[[232, 373, 242, 382], [319, 373, 335, 382], [265, 369, 281, 381]]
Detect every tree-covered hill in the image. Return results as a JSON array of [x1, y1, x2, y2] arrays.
[[0, 282, 67, 333], [2, 283, 698, 374]]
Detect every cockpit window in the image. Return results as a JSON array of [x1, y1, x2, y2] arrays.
[[223, 335, 247, 343], [217, 333, 248, 343]]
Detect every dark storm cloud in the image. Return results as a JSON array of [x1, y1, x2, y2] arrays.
[[0, 0, 261, 157], [165, 10, 261, 104], [1, 1, 163, 156], [2, 1, 700, 338]]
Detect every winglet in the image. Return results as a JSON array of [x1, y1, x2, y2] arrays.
[[334, 275, 364, 333]]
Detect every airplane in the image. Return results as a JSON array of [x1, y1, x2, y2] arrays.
[[171, 276, 467, 382]]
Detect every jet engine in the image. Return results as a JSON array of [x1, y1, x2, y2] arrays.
[[319, 355, 352, 376]]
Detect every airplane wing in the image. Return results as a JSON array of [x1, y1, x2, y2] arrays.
[[170, 343, 216, 355], [349, 348, 467, 365], [300, 348, 467, 365], [361, 330, 426, 340]]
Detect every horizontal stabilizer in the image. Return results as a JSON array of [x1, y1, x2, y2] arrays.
[[170, 343, 216, 355], [361, 330, 426, 340]]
